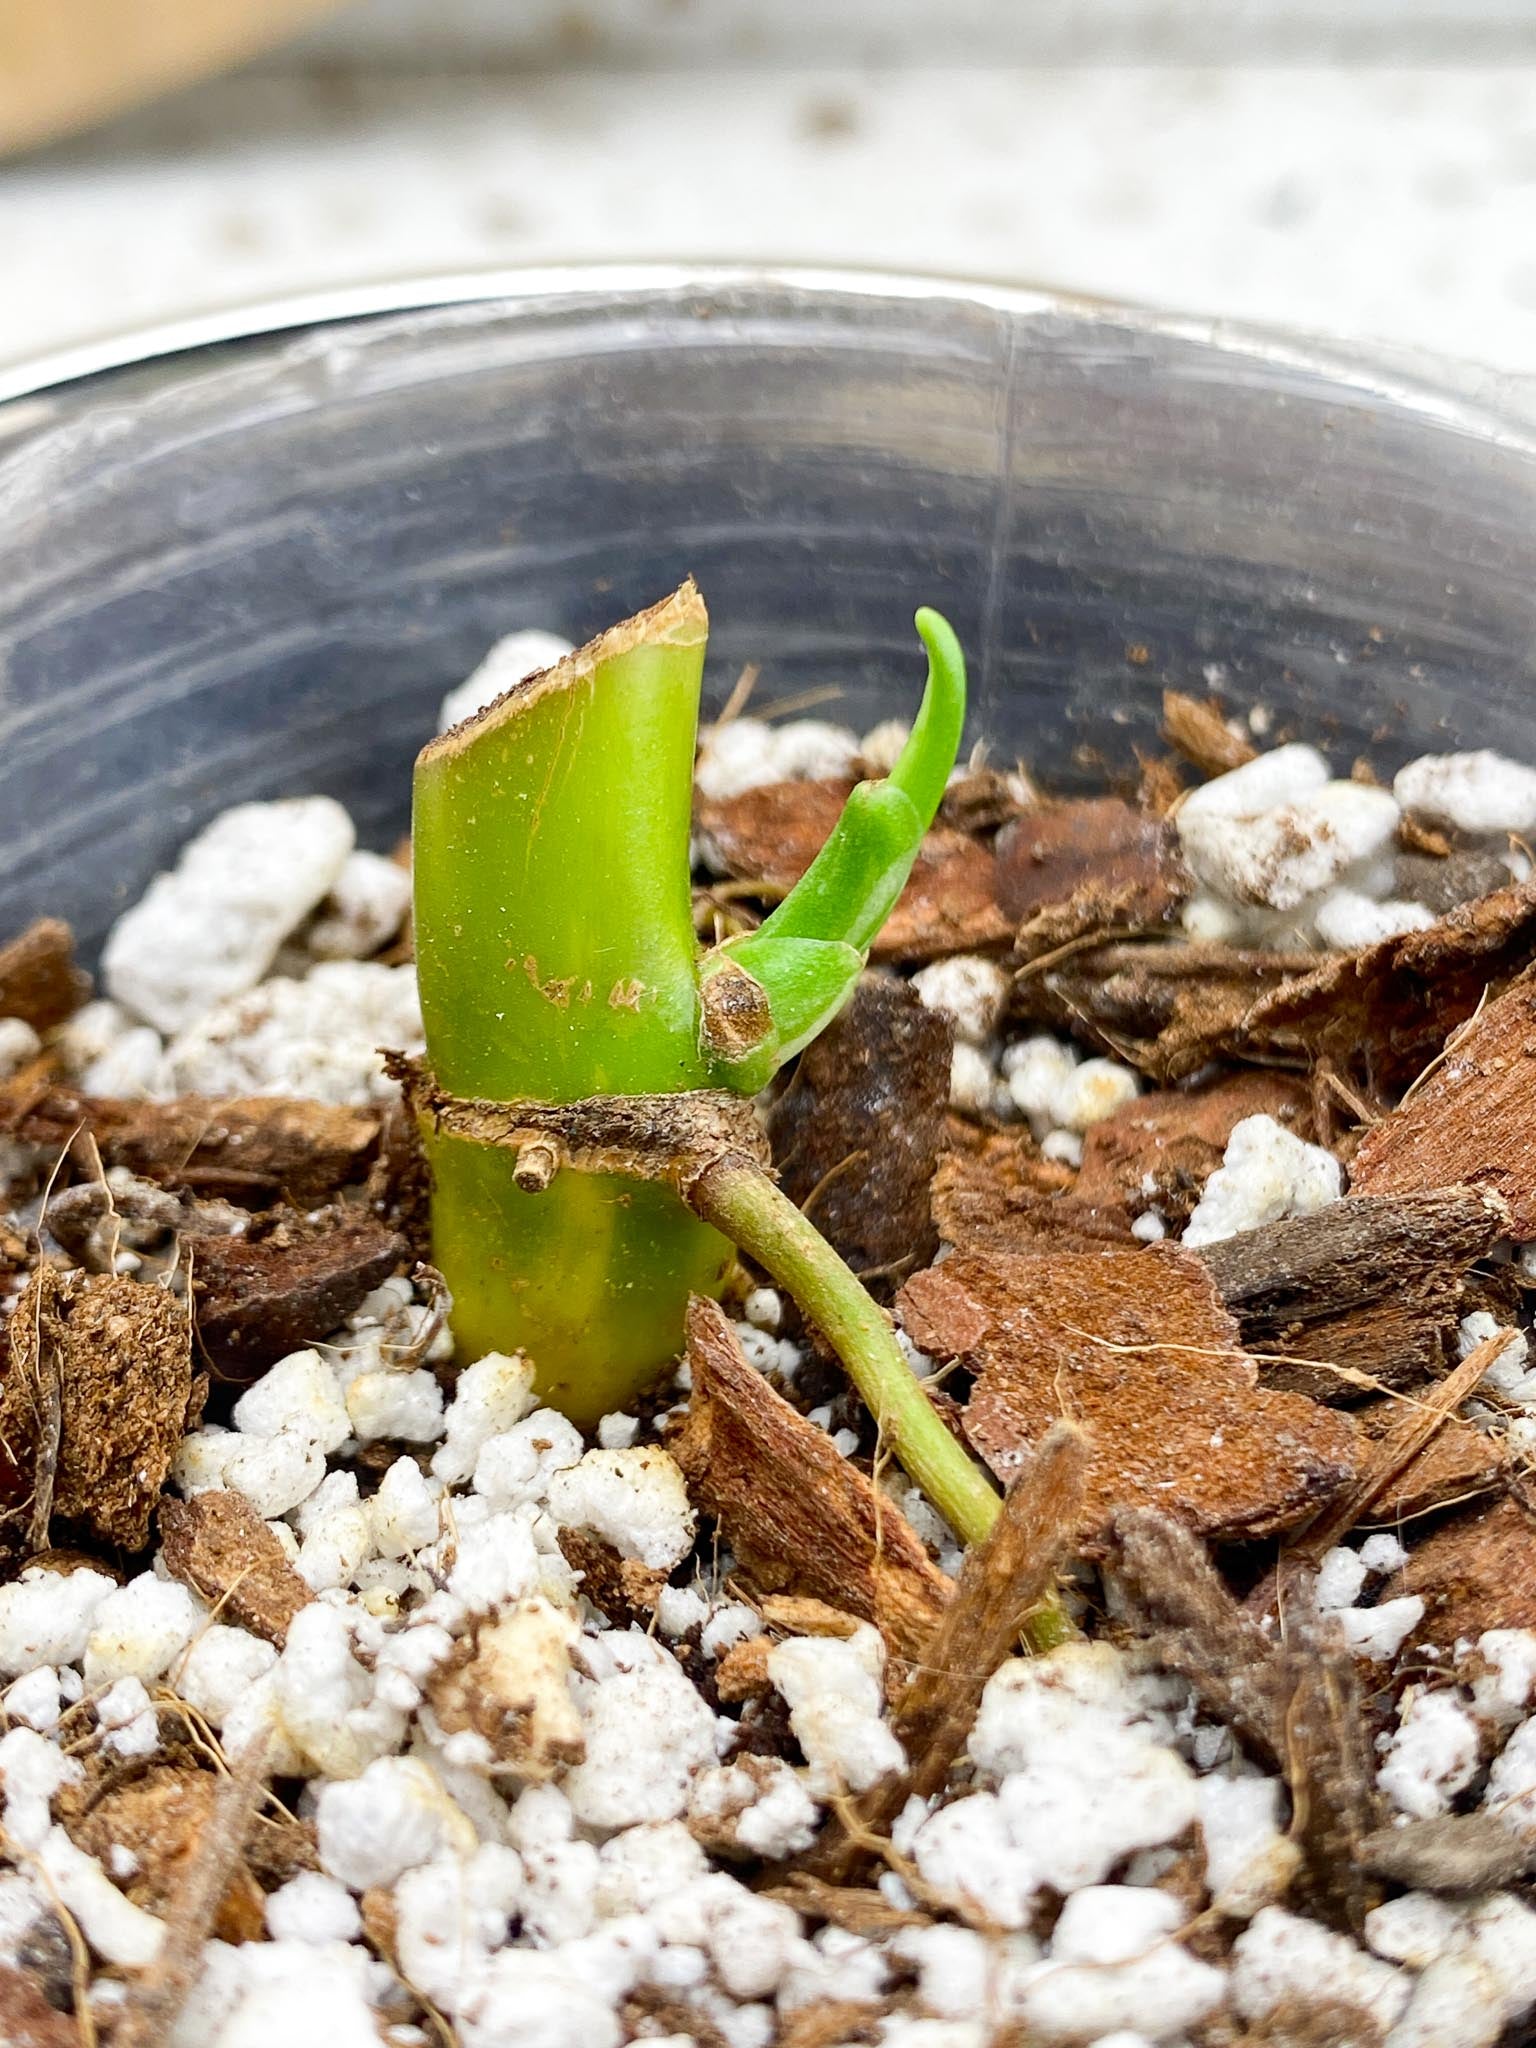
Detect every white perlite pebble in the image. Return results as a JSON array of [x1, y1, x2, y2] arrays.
[[1314, 888, 1435, 950], [914, 1644, 1197, 1928], [948, 1040, 1006, 1119], [0, 1566, 115, 1676], [1198, 1773, 1296, 1919], [0, 1726, 81, 1852], [307, 850, 412, 960], [222, 1430, 328, 1519], [1366, 1891, 1462, 1969], [37, 1825, 165, 1969], [694, 716, 861, 801], [83, 1574, 203, 1687], [264, 1871, 362, 1946], [563, 1629, 723, 1830], [97, 1676, 159, 1757], [162, 960, 423, 1105], [1001, 1034, 1139, 1136], [546, 1447, 696, 1571], [1378, 1689, 1481, 1819], [1233, 1908, 1411, 2033], [60, 999, 166, 1098], [3, 1667, 62, 1733], [1335, 1598, 1426, 1662], [912, 956, 1010, 1046], [688, 1759, 819, 1860], [1018, 1886, 1225, 2041], [1178, 744, 1400, 912], [769, 1626, 904, 1798], [369, 1457, 442, 1559], [175, 1626, 278, 1730], [393, 1843, 524, 2016], [596, 1412, 640, 1451], [1387, 1950, 1507, 2048], [104, 797, 355, 1034], [1471, 1630, 1536, 1727], [317, 1755, 474, 1890], [1315, 1545, 1369, 1613], [0, 1018, 41, 1080], [457, 1949, 622, 2048], [1360, 1533, 1410, 1576], [1182, 1114, 1343, 1247], [1182, 744, 1332, 822], [1485, 1715, 1536, 1840], [1394, 750, 1536, 837], [431, 1352, 538, 1485], [1459, 1311, 1536, 1403], [438, 628, 575, 732], [346, 1366, 445, 1444], [473, 1411, 585, 1510], [234, 1349, 351, 1454]]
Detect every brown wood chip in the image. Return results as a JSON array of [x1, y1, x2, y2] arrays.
[[0, 918, 88, 1032], [190, 1216, 406, 1382], [996, 797, 1189, 952], [1075, 1069, 1315, 1225], [1248, 879, 1536, 1091], [1282, 1331, 1513, 1571], [0, 1085, 381, 1207], [1350, 978, 1536, 1234], [557, 1528, 667, 1628], [1, 1269, 193, 1551], [932, 1135, 1136, 1256], [1192, 1186, 1508, 1403], [674, 1296, 952, 1662], [1361, 1812, 1534, 1894], [1162, 691, 1258, 777], [1395, 1494, 1536, 1647], [1359, 1399, 1502, 1524], [697, 778, 1010, 960], [767, 973, 950, 1289], [63, 1760, 267, 1947], [899, 1247, 1360, 1544], [0, 1964, 75, 2048], [159, 1490, 313, 1644], [1015, 940, 1318, 1084], [1017, 882, 1536, 1088]]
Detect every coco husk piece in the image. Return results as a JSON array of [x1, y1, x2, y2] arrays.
[[766, 972, 951, 1290], [674, 1297, 954, 1663], [159, 1490, 313, 1646], [898, 1245, 1360, 1545], [188, 1214, 407, 1383], [1, 1266, 195, 1552]]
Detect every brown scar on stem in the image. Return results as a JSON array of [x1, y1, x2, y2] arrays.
[[609, 977, 648, 1010], [386, 1053, 770, 1189]]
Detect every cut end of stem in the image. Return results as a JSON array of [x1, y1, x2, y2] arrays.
[[419, 577, 709, 766]]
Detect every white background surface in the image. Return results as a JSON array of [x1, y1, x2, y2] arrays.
[[6, 3, 1536, 375]]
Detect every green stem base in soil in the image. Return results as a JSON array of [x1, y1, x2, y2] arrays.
[[687, 1151, 1074, 1648]]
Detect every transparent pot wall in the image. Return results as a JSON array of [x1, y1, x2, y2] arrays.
[[2, 274, 1535, 954]]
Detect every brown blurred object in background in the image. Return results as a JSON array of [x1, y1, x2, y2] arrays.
[[0, 0, 344, 156]]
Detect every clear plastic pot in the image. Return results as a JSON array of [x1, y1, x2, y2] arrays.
[[2, 266, 1534, 954]]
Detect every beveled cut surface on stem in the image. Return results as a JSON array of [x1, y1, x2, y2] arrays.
[[419, 580, 708, 765]]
